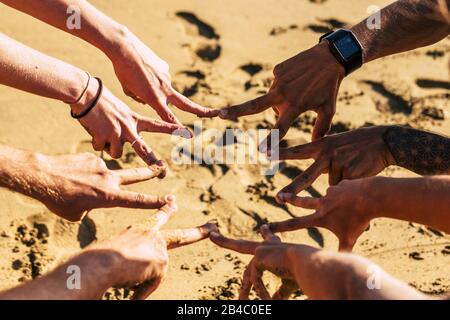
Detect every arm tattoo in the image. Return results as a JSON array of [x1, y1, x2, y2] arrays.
[[383, 126, 450, 175]]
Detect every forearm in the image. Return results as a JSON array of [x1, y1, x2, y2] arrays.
[[351, 0, 450, 63], [0, 145, 44, 198], [286, 246, 428, 300], [371, 176, 450, 234], [0, 0, 126, 59], [0, 32, 88, 104], [0, 250, 116, 300], [383, 126, 450, 175]]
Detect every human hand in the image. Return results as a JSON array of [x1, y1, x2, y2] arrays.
[[219, 42, 345, 148], [275, 126, 395, 200], [33, 152, 174, 222], [94, 203, 218, 300], [210, 225, 299, 300], [271, 178, 379, 252], [71, 79, 189, 166], [108, 30, 219, 125]]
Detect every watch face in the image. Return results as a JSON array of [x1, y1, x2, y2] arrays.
[[334, 35, 360, 60]]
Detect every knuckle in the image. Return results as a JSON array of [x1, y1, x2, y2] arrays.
[[134, 193, 146, 205], [325, 186, 335, 196], [110, 128, 122, 141], [273, 64, 283, 76], [274, 82, 288, 99], [101, 189, 115, 202]]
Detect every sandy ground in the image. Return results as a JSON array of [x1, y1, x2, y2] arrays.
[[0, 0, 449, 300]]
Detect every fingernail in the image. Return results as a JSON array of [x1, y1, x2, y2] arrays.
[[261, 224, 269, 231], [173, 127, 191, 139], [276, 192, 289, 203], [210, 232, 219, 238], [165, 194, 176, 203]]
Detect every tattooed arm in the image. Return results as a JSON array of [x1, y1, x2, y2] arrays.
[[383, 126, 450, 175], [275, 125, 450, 203], [273, 175, 450, 252], [352, 0, 450, 63], [219, 0, 450, 142]]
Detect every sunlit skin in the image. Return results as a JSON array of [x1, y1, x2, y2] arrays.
[[0, 0, 219, 165], [0, 145, 176, 222], [0, 33, 186, 166], [0, 201, 219, 300], [273, 125, 450, 203], [210, 225, 435, 300], [0, 0, 219, 124], [273, 176, 450, 252], [0, 0, 448, 301], [219, 0, 450, 147]]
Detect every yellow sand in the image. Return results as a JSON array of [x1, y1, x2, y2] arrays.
[[0, 0, 448, 299]]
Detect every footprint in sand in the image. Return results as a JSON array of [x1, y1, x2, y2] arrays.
[[269, 24, 298, 36], [359, 80, 413, 115], [304, 18, 348, 34], [174, 11, 222, 63], [175, 12, 220, 40], [11, 220, 52, 282]]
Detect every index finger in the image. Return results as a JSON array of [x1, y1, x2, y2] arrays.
[[277, 159, 329, 198], [260, 225, 281, 244], [129, 135, 160, 166], [269, 212, 323, 233], [209, 232, 260, 254], [115, 165, 165, 185], [278, 140, 323, 160], [169, 90, 220, 118], [163, 222, 219, 249], [149, 202, 178, 231], [219, 92, 279, 119], [137, 116, 189, 136]]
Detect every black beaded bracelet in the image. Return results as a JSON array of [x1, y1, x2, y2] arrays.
[[70, 77, 103, 119]]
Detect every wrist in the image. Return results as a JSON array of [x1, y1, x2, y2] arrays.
[[314, 41, 346, 79], [362, 176, 391, 220], [62, 70, 91, 105], [97, 23, 134, 62], [70, 76, 100, 115]]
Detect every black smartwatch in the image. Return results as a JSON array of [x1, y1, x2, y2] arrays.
[[319, 29, 363, 76]]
